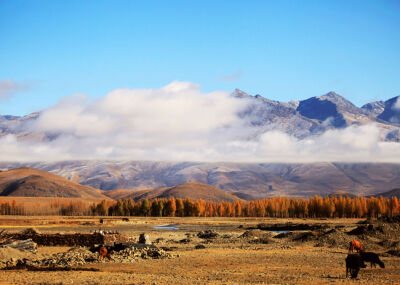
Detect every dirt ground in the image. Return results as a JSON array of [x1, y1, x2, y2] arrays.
[[0, 216, 399, 284]]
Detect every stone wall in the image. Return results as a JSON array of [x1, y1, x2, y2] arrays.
[[5, 233, 107, 246]]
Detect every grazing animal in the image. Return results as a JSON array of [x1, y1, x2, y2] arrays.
[[346, 254, 366, 279], [349, 240, 364, 252], [99, 246, 111, 260], [360, 251, 385, 268]]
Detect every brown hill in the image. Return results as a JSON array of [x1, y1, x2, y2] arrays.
[[0, 167, 109, 198], [4, 161, 399, 198], [105, 182, 240, 203]]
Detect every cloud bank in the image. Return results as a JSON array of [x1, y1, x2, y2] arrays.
[[1, 81, 400, 162], [0, 79, 30, 99]]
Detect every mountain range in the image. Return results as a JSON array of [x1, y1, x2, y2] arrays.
[[1, 161, 400, 198], [234, 89, 400, 140], [1, 90, 400, 198], [0, 166, 399, 201], [1, 90, 400, 142], [0, 167, 240, 202]]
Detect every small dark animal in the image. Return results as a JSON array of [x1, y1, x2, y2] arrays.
[[349, 240, 364, 252], [346, 254, 366, 279], [360, 251, 385, 268]]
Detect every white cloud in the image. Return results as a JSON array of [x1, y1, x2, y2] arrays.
[[0, 79, 30, 99], [1, 81, 400, 162]]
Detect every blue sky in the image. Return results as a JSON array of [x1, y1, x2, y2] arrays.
[[1, 0, 399, 116]]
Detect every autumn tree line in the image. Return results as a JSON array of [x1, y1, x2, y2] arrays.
[[1, 195, 399, 218]]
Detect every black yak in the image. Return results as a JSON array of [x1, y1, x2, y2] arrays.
[[346, 254, 366, 279], [360, 251, 385, 268]]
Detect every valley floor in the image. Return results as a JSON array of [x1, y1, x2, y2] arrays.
[[0, 217, 399, 284]]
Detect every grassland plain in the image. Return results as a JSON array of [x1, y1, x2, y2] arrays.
[[0, 217, 399, 284]]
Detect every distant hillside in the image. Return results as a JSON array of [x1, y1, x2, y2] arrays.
[[369, 188, 400, 198], [0, 167, 109, 198], [230, 191, 258, 201], [1, 161, 400, 198], [104, 182, 240, 203], [327, 190, 358, 198]]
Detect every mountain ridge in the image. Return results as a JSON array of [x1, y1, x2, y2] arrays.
[[1, 161, 399, 199], [105, 182, 241, 202], [2, 90, 400, 142]]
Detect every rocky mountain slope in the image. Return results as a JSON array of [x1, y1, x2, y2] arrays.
[[1, 161, 399, 198], [1, 90, 400, 142], [370, 188, 400, 198], [378, 96, 400, 124], [234, 89, 400, 140]]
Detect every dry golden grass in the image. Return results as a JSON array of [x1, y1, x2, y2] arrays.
[[0, 217, 399, 284]]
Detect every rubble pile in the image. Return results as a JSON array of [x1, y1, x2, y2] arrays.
[[239, 230, 275, 244], [36, 247, 96, 267], [197, 230, 219, 239], [378, 215, 400, 224], [292, 231, 320, 242], [256, 223, 329, 231], [312, 228, 345, 248], [1, 244, 173, 269], [344, 220, 400, 251], [109, 245, 171, 263]]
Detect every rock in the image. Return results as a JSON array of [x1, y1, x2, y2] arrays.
[[239, 230, 272, 239], [273, 232, 294, 239], [154, 238, 164, 244], [0, 239, 38, 253], [139, 233, 151, 245], [21, 228, 40, 235], [197, 230, 219, 239], [195, 244, 206, 249]]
